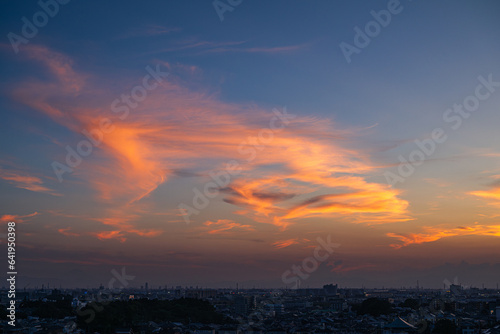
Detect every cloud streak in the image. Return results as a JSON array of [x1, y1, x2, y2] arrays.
[[118, 25, 181, 39], [0, 168, 60, 196], [470, 181, 500, 207], [202, 219, 255, 235], [272, 238, 300, 249], [0, 212, 39, 224], [387, 224, 500, 249]]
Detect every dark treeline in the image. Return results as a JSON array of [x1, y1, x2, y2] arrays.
[[77, 298, 236, 333]]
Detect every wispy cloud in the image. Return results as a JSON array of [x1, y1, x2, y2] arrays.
[[201, 43, 310, 55], [387, 224, 500, 249], [58, 227, 80, 237], [0, 212, 38, 224], [90, 208, 163, 241], [143, 40, 246, 56], [145, 38, 309, 56], [203, 219, 255, 235], [13, 45, 410, 239], [118, 25, 181, 39], [93, 230, 127, 243], [49, 209, 163, 242], [272, 238, 300, 249], [0, 212, 39, 243], [0, 168, 60, 196], [470, 178, 500, 207]]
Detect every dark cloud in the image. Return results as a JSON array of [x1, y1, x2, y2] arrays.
[[292, 192, 359, 210], [252, 191, 296, 202], [222, 187, 295, 203]]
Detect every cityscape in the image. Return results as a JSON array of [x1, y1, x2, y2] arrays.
[[1, 283, 500, 333]]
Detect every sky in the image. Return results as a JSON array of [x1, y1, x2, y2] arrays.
[[0, 0, 500, 289]]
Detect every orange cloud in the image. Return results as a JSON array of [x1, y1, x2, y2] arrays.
[[0, 212, 38, 223], [90, 208, 163, 241], [49, 208, 163, 241], [272, 238, 300, 249], [470, 185, 500, 207], [387, 224, 500, 249], [203, 219, 255, 235], [13, 45, 410, 238], [225, 173, 410, 229], [58, 227, 80, 237], [93, 230, 127, 243], [0, 169, 60, 196]]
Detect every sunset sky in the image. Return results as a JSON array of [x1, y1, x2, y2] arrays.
[[1, 0, 500, 289]]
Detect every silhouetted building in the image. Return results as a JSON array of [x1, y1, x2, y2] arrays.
[[233, 295, 248, 315], [323, 283, 338, 296]]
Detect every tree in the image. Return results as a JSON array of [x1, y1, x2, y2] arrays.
[[432, 319, 456, 334], [357, 298, 393, 316], [401, 298, 420, 310]]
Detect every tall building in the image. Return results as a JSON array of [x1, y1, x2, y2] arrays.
[[233, 295, 248, 315]]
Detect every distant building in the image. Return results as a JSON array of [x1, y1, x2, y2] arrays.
[[496, 306, 500, 321], [265, 303, 284, 316], [450, 284, 463, 296], [296, 288, 324, 296], [327, 297, 347, 311], [233, 295, 248, 315], [185, 289, 217, 299]]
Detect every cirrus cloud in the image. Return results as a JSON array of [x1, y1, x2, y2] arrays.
[[388, 224, 500, 249], [11, 44, 410, 239]]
